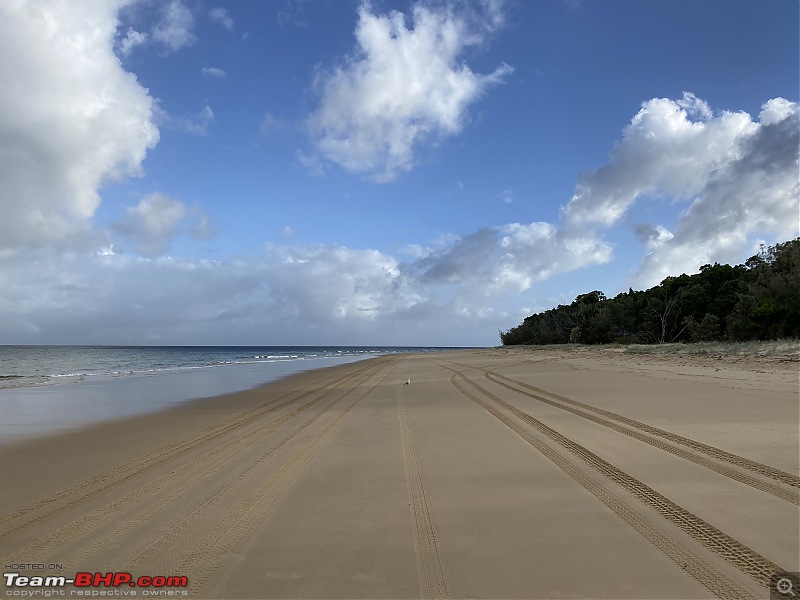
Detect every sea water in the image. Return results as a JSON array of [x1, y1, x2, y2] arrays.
[[0, 345, 455, 442]]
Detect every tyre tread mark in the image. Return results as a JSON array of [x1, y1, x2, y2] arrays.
[[487, 369, 799, 488], [398, 390, 450, 600], [174, 363, 394, 596], [446, 371, 755, 600], [481, 371, 799, 505], [0, 359, 383, 535], [123, 361, 389, 570], [450, 368, 789, 590], [8, 361, 389, 566]]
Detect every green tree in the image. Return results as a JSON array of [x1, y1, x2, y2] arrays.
[[684, 313, 721, 341], [499, 239, 799, 346]]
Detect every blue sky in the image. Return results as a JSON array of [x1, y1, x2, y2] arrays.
[[0, 0, 797, 346]]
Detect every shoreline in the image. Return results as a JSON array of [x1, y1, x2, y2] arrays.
[[0, 354, 376, 444], [0, 346, 474, 444], [1, 347, 797, 598], [0, 357, 384, 508]]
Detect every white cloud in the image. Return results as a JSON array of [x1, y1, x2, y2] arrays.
[[477, 0, 506, 30], [631, 99, 799, 287], [556, 92, 798, 288], [0, 243, 436, 344], [117, 27, 148, 56], [201, 67, 226, 78], [412, 222, 611, 295], [0, 216, 606, 345], [403, 93, 798, 300], [41, 259, 496, 345], [209, 7, 233, 30], [564, 92, 758, 228], [306, 1, 512, 181], [399, 244, 431, 259], [758, 97, 795, 125], [111, 192, 213, 256], [0, 0, 159, 250], [111, 193, 185, 256], [264, 243, 422, 322], [152, 0, 196, 53], [634, 224, 674, 249]]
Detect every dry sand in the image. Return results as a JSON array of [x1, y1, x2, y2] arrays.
[[1, 346, 798, 599]]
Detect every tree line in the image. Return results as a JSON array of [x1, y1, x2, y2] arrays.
[[499, 238, 800, 346]]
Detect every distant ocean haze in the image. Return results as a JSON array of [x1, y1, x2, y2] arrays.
[[0, 345, 455, 443]]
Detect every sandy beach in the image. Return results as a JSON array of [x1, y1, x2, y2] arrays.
[[1, 346, 798, 599]]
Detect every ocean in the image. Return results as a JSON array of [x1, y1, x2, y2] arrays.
[[0, 345, 460, 442]]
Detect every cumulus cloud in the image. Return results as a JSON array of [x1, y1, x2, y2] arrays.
[[306, 1, 512, 181], [559, 92, 798, 288], [564, 92, 758, 228], [634, 223, 674, 249], [209, 7, 233, 30], [631, 99, 799, 287], [0, 0, 159, 250], [152, 0, 196, 53], [110, 193, 214, 257], [411, 222, 611, 295], [111, 193, 187, 256], [263, 243, 422, 322], [401, 92, 798, 299]]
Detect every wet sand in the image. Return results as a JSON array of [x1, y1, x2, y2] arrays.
[[1, 347, 798, 598]]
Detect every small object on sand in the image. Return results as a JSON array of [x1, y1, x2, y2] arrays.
[[404, 378, 411, 385]]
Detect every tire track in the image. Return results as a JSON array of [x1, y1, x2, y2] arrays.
[[6, 360, 390, 567], [486, 368, 800, 489], [398, 387, 450, 600], [448, 367, 792, 591], [475, 370, 799, 505], [174, 362, 394, 597], [122, 360, 392, 571], [447, 371, 755, 600], [0, 358, 382, 537]]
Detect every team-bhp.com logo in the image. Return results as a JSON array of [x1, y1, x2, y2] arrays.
[[4, 572, 188, 596]]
